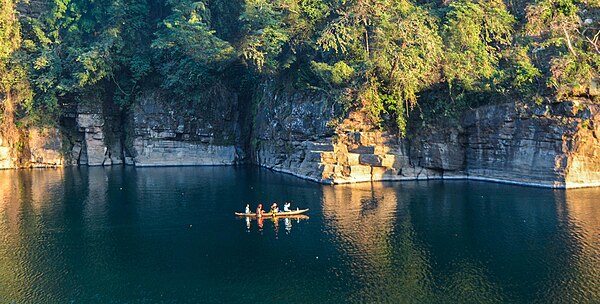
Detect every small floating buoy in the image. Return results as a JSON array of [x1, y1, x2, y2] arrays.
[[119, 187, 123, 190], [316, 256, 319, 259]]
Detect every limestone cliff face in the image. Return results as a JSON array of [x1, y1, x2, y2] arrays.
[[0, 128, 64, 169], [128, 90, 240, 166], [252, 88, 600, 188], [252, 86, 465, 183], [1, 88, 242, 169], [252, 86, 339, 180], [3, 83, 600, 189], [0, 82, 64, 169], [68, 99, 124, 166], [465, 100, 600, 188]]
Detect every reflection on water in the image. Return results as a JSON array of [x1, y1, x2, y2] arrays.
[[0, 169, 67, 302], [539, 189, 600, 302], [321, 181, 600, 303], [0, 167, 598, 303], [242, 216, 309, 236], [322, 183, 433, 302]]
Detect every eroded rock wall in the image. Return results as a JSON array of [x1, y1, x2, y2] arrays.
[[128, 90, 240, 166], [252, 86, 342, 181], [3, 81, 600, 189], [67, 96, 124, 166], [252, 86, 464, 183], [0, 127, 64, 169], [465, 100, 600, 188], [253, 86, 600, 188]]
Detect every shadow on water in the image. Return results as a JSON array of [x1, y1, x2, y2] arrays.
[[0, 167, 598, 303]]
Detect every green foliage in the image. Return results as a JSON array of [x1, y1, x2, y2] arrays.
[[310, 61, 354, 86], [371, 2, 443, 127], [239, 0, 293, 72], [442, 0, 515, 91], [507, 47, 542, 93], [300, 0, 328, 20], [152, 0, 234, 65], [151, 0, 236, 99], [526, 0, 600, 97], [1, 0, 599, 136], [0, 0, 33, 125]]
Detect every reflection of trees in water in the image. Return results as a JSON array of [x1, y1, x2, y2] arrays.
[[0, 169, 67, 301], [412, 182, 508, 303], [0, 168, 128, 302], [323, 182, 514, 302], [0, 169, 598, 302], [322, 182, 434, 302], [538, 189, 600, 302]]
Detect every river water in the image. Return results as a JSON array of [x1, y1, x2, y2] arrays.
[[0, 166, 598, 303]]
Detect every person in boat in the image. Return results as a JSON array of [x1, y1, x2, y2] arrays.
[[245, 203, 251, 214], [270, 202, 279, 213], [283, 202, 291, 212], [256, 204, 263, 217]]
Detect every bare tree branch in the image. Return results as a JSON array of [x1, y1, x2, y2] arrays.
[[585, 35, 600, 55], [563, 26, 577, 57]]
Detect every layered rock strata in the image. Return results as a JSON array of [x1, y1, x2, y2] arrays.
[[3, 84, 600, 189], [465, 100, 600, 188], [256, 130, 463, 184], [0, 128, 64, 169], [252, 87, 463, 183], [70, 99, 123, 166], [254, 93, 600, 188], [128, 90, 239, 166]]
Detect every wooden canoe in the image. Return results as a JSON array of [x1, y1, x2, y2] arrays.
[[234, 208, 309, 217]]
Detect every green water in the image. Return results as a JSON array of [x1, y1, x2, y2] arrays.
[[0, 166, 598, 303]]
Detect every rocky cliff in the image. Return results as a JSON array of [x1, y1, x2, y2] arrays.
[[127, 90, 240, 166], [3, 84, 600, 188], [70, 97, 124, 166], [0, 127, 64, 169], [252, 88, 600, 188], [465, 100, 600, 188], [252, 86, 465, 184]]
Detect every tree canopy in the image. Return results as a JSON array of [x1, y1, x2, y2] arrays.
[[1, 0, 599, 134]]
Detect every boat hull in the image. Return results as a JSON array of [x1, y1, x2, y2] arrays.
[[235, 209, 309, 217]]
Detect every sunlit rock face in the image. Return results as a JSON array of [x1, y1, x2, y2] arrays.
[[70, 97, 123, 166], [262, 130, 462, 184], [128, 90, 240, 166], [0, 137, 13, 169], [2, 79, 600, 188], [254, 90, 600, 188], [27, 128, 63, 167], [465, 100, 600, 188], [252, 86, 463, 183], [0, 128, 63, 169]]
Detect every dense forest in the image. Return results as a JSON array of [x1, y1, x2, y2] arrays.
[[1, 0, 599, 136]]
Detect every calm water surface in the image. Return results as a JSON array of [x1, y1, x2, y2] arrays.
[[0, 166, 598, 303]]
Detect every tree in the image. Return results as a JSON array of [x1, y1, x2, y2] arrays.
[[526, 0, 600, 97]]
